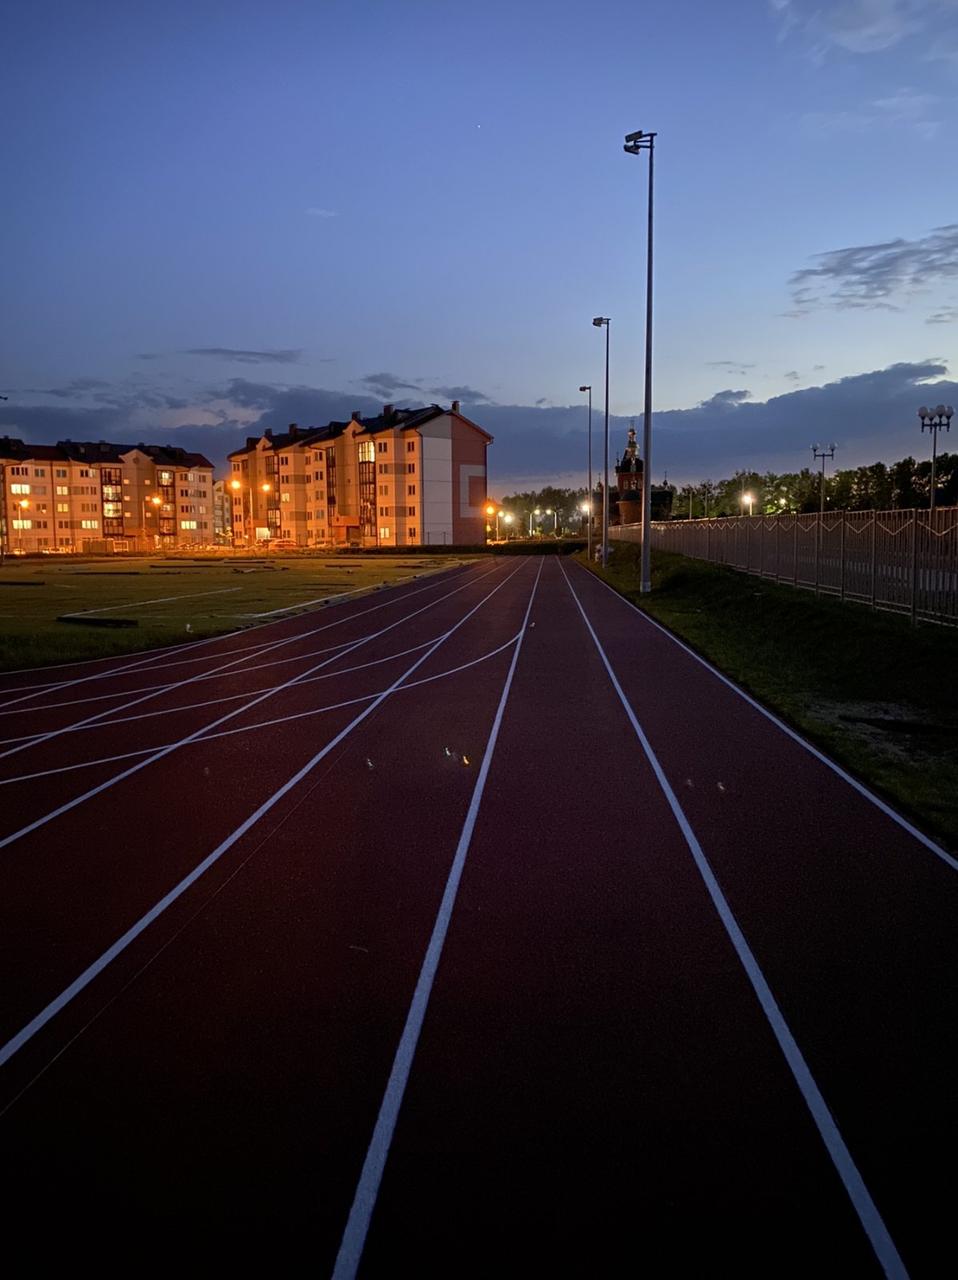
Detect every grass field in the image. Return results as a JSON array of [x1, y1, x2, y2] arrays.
[[586, 543, 958, 853], [0, 552, 476, 671]]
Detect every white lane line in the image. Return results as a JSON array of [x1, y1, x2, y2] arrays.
[[0, 562, 530, 1068], [0, 566, 479, 721], [560, 561, 908, 1280], [0, 633, 524, 787], [62, 587, 242, 616], [0, 562, 518, 851], [0, 563, 471, 702], [332, 561, 543, 1280], [244, 582, 379, 615], [0, 566, 500, 761], [0, 639, 439, 746], [579, 564, 958, 875]]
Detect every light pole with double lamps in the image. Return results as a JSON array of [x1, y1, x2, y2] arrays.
[[918, 405, 953, 510], [592, 316, 610, 565]]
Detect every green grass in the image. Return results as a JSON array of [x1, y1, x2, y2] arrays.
[[0, 552, 478, 671], [584, 544, 958, 853]]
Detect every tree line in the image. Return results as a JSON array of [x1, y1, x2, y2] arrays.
[[495, 451, 958, 526]]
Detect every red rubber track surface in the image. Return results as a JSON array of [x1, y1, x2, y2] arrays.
[[0, 556, 952, 1277]]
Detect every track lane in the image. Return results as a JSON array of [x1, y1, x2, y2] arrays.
[[350, 556, 883, 1277], [559, 559, 955, 1275]]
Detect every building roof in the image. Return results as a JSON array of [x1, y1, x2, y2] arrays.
[[227, 403, 493, 459], [0, 435, 213, 469]]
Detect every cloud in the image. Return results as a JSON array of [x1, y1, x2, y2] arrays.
[[358, 371, 424, 397], [4, 360, 953, 489], [706, 361, 757, 376], [798, 87, 941, 138], [784, 370, 801, 381], [773, 1, 949, 57], [927, 306, 958, 324], [430, 384, 494, 403], [788, 224, 958, 313], [305, 207, 338, 218], [180, 347, 303, 365]]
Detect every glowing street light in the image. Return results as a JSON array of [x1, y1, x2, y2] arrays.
[[531, 506, 541, 536], [579, 384, 593, 561], [592, 316, 611, 565], [503, 512, 514, 539], [545, 507, 557, 535], [14, 498, 29, 554], [741, 491, 754, 517]]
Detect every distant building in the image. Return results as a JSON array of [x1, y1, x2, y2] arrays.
[[227, 402, 492, 548], [212, 478, 232, 545], [612, 423, 673, 524], [0, 436, 214, 554]]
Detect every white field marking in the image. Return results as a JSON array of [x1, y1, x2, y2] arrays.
[[332, 562, 543, 1280], [0, 562, 521, 851], [243, 581, 378, 615], [61, 586, 242, 616], [0, 564, 475, 713], [560, 561, 908, 1280], [0, 565, 500, 760], [0, 561, 530, 1068], [0, 638, 440, 747], [0, 632, 524, 788], [580, 564, 958, 876]]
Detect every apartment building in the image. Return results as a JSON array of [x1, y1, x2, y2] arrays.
[[227, 401, 491, 548], [0, 436, 214, 553]]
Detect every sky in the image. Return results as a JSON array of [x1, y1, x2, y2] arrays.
[[1, 0, 957, 492]]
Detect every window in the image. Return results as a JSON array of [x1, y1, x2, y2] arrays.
[[12, 519, 32, 530], [406, 441, 415, 452], [34, 468, 45, 477], [408, 528, 416, 539], [379, 506, 387, 517], [280, 492, 291, 503], [407, 463, 415, 473], [55, 468, 67, 478], [408, 506, 416, 516], [378, 484, 388, 496], [379, 527, 390, 539], [358, 441, 374, 463], [280, 457, 289, 467], [10, 466, 28, 476], [80, 519, 99, 529], [377, 442, 387, 453], [79, 469, 92, 478], [10, 483, 30, 495], [180, 520, 198, 530], [408, 484, 416, 495], [378, 463, 386, 474], [157, 470, 173, 485], [57, 502, 69, 513], [56, 486, 69, 496]]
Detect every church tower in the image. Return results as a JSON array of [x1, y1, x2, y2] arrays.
[[615, 422, 644, 525]]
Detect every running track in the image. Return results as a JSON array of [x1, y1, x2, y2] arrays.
[[0, 556, 954, 1276]]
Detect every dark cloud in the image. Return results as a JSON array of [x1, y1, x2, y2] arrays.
[[788, 224, 958, 314], [430, 384, 494, 403], [784, 371, 801, 381], [4, 361, 953, 488], [181, 347, 304, 365], [359, 371, 423, 397], [927, 307, 958, 325]]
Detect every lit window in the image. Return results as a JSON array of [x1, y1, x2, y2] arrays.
[[80, 519, 99, 529], [379, 527, 390, 539], [358, 442, 374, 463], [280, 492, 291, 503], [10, 483, 30, 495], [57, 502, 68, 513], [12, 519, 32, 530], [180, 520, 198, 530]]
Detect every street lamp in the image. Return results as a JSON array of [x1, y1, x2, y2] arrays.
[[592, 316, 610, 565], [624, 127, 656, 595], [918, 405, 953, 511], [741, 491, 754, 517], [143, 493, 162, 550], [503, 513, 514, 540], [531, 506, 541, 537], [546, 507, 557, 535], [811, 443, 836, 515], [261, 481, 272, 550], [579, 384, 593, 561]]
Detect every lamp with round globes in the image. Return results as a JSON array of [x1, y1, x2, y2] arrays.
[[918, 404, 954, 511]]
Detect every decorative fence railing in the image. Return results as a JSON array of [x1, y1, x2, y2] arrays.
[[611, 507, 958, 626]]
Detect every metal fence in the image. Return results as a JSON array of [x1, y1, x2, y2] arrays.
[[611, 507, 958, 626]]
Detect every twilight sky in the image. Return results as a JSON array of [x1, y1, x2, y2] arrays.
[[2, 0, 957, 491]]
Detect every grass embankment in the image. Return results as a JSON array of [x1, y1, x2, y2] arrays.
[[586, 544, 958, 853], [0, 553, 474, 671]]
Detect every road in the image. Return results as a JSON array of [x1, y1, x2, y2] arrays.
[[0, 555, 953, 1276]]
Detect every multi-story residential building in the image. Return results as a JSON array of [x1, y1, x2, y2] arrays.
[[227, 401, 491, 548], [0, 436, 214, 554]]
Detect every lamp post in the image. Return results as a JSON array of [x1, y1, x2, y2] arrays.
[[741, 491, 754, 517], [531, 506, 541, 537], [592, 316, 610, 565], [261, 481, 272, 550], [579, 384, 593, 560], [229, 478, 250, 548], [503, 512, 514, 539], [143, 493, 162, 551], [546, 507, 557, 535], [811, 444, 836, 515], [918, 405, 953, 511], [624, 127, 656, 594]]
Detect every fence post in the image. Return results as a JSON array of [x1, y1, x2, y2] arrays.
[[793, 519, 798, 586], [869, 513, 877, 610], [839, 512, 846, 601], [814, 513, 821, 596], [910, 513, 918, 626]]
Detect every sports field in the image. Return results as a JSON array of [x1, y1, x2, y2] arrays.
[[0, 553, 471, 670]]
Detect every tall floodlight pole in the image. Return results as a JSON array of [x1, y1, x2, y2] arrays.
[[624, 128, 656, 593], [579, 384, 593, 559], [812, 443, 836, 515], [592, 318, 610, 564], [918, 404, 953, 510]]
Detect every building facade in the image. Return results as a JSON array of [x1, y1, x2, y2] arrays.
[[227, 402, 491, 548], [0, 436, 214, 554]]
